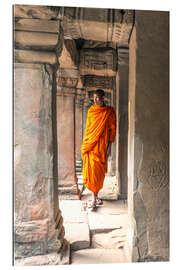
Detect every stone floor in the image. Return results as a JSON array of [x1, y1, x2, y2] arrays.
[[59, 180, 128, 265]]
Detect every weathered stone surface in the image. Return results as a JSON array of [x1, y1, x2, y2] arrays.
[[14, 49, 57, 64], [88, 213, 126, 233], [128, 10, 169, 262], [62, 7, 133, 44], [64, 223, 90, 250], [14, 62, 62, 258], [15, 248, 70, 266], [15, 30, 59, 49], [75, 92, 84, 162], [59, 200, 88, 224], [56, 89, 76, 187], [116, 48, 129, 198], [15, 18, 60, 33], [91, 229, 127, 249], [83, 75, 114, 91], [95, 200, 128, 215], [14, 4, 60, 20], [80, 49, 117, 77], [71, 248, 127, 264], [58, 40, 78, 69], [82, 40, 116, 49]]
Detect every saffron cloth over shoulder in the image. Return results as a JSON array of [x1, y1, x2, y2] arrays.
[[81, 104, 116, 194]]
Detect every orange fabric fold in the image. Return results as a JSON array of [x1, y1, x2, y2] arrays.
[[81, 104, 116, 194]]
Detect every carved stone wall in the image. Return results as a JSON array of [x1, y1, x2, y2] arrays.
[[127, 10, 169, 262], [83, 75, 114, 92], [80, 48, 116, 76], [62, 7, 134, 45]]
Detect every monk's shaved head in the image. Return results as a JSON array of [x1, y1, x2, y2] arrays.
[[94, 89, 105, 98]]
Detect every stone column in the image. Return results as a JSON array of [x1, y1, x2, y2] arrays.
[[116, 47, 129, 199], [82, 91, 91, 137], [75, 88, 86, 176], [56, 68, 80, 197], [127, 11, 169, 262], [14, 11, 68, 264]]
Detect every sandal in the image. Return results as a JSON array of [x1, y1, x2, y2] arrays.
[[87, 201, 97, 211], [96, 198, 103, 205]]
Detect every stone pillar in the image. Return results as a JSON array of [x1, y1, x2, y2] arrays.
[[82, 91, 91, 137], [14, 12, 68, 264], [127, 11, 169, 262], [116, 47, 129, 199], [56, 68, 80, 197], [75, 88, 86, 175]]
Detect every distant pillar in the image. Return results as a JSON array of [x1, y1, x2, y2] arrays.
[[116, 47, 129, 199], [75, 89, 86, 174], [82, 91, 91, 137], [56, 68, 80, 196]]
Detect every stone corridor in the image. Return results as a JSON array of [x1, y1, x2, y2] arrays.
[[14, 5, 169, 265], [59, 179, 128, 264]]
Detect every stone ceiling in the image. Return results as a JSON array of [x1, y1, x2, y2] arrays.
[[14, 5, 132, 101]]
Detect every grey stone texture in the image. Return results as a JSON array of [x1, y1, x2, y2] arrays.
[[128, 10, 169, 262], [14, 62, 64, 261], [71, 248, 127, 264]]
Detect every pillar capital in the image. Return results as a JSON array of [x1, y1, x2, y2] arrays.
[[56, 68, 79, 91], [14, 14, 63, 64]]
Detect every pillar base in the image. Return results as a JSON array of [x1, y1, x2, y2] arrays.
[[14, 240, 70, 266]]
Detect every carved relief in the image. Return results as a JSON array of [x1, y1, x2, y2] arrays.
[[112, 10, 134, 45], [82, 40, 116, 49], [84, 75, 114, 91], [14, 5, 60, 19], [61, 7, 133, 43], [116, 10, 134, 45], [80, 49, 116, 76], [147, 160, 169, 191], [136, 140, 169, 192], [56, 68, 79, 88], [138, 158, 169, 192], [57, 77, 78, 88]]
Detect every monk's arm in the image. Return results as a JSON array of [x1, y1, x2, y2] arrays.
[[106, 141, 112, 157]]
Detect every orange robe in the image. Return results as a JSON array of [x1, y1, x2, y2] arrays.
[[81, 104, 116, 194]]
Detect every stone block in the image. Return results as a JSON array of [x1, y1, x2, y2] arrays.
[[64, 223, 90, 250], [14, 5, 59, 20], [88, 213, 126, 233], [14, 49, 57, 64], [15, 31, 58, 49], [71, 248, 127, 264], [91, 229, 127, 249], [15, 251, 70, 266], [15, 18, 60, 33], [59, 200, 88, 224]]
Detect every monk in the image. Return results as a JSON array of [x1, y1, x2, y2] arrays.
[[81, 89, 116, 210]]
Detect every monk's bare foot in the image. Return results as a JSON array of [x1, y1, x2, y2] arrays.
[[95, 198, 103, 205]]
